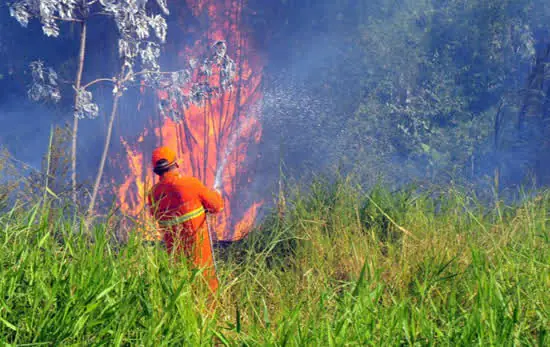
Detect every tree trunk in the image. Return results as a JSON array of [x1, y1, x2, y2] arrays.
[[72, 21, 88, 207], [87, 91, 121, 219]]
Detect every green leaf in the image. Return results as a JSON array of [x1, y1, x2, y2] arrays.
[[46, 186, 59, 199], [420, 143, 431, 153], [0, 316, 17, 331]]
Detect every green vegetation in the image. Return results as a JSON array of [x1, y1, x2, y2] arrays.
[[1, 179, 548, 345], [260, 0, 550, 186]]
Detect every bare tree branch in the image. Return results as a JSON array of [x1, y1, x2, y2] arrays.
[[52, 16, 83, 22], [82, 77, 115, 90]]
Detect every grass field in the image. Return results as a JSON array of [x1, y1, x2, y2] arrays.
[[0, 179, 549, 345]]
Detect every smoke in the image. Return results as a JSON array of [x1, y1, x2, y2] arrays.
[[255, 30, 368, 190], [1, 0, 365, 207], [0, 7, 117, 183], [252, 0, 550, 196], [214, 113, 255, 191], [0, 104, 54, 170], [2, 0, 550, 220]]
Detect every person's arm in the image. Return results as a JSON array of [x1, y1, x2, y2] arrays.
[[194, 178, 224, 213]]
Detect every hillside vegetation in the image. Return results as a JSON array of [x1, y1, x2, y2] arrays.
[[0, 180, 549, 345]]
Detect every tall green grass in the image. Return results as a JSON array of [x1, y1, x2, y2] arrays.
[[0, 180, 549, 345]]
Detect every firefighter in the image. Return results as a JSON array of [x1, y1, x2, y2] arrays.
[[147, 146, 223, 292]]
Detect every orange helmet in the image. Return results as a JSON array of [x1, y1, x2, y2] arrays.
[[152, 146, 177, 168]]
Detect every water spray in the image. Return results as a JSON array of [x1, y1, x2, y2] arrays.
[[213, 106, 259, 192], [209, 115, 256, 246]]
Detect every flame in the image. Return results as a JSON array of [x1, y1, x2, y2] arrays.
[[116, 0, 263, 241]]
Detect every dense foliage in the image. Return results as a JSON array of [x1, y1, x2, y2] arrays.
[[1, 0, 550, 193], [253, 0, 550, 189], [0, 181, 548, 344]]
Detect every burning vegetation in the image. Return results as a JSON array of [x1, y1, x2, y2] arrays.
[[116, 0, 264, 242]]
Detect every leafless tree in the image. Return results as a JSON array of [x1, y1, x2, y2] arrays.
[[8, 0, 238, 225]]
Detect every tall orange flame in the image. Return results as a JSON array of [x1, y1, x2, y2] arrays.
[[115, 0, 263, 241]]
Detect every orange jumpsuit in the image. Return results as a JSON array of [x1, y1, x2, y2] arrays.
[[147, 171, 224, 292]]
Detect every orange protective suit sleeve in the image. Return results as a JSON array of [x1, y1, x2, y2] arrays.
[[193, 178, 224, 213]]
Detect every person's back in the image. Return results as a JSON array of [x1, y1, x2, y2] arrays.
[[147, 146, 223, 292]]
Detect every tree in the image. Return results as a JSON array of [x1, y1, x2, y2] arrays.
[[9, 0, 95, 206], [351, 0, 541, 184], [8, 0, 239, 222], [7, 0, 171, 216], [10, 0, 168, 215], [254, 0, 550, 187]]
